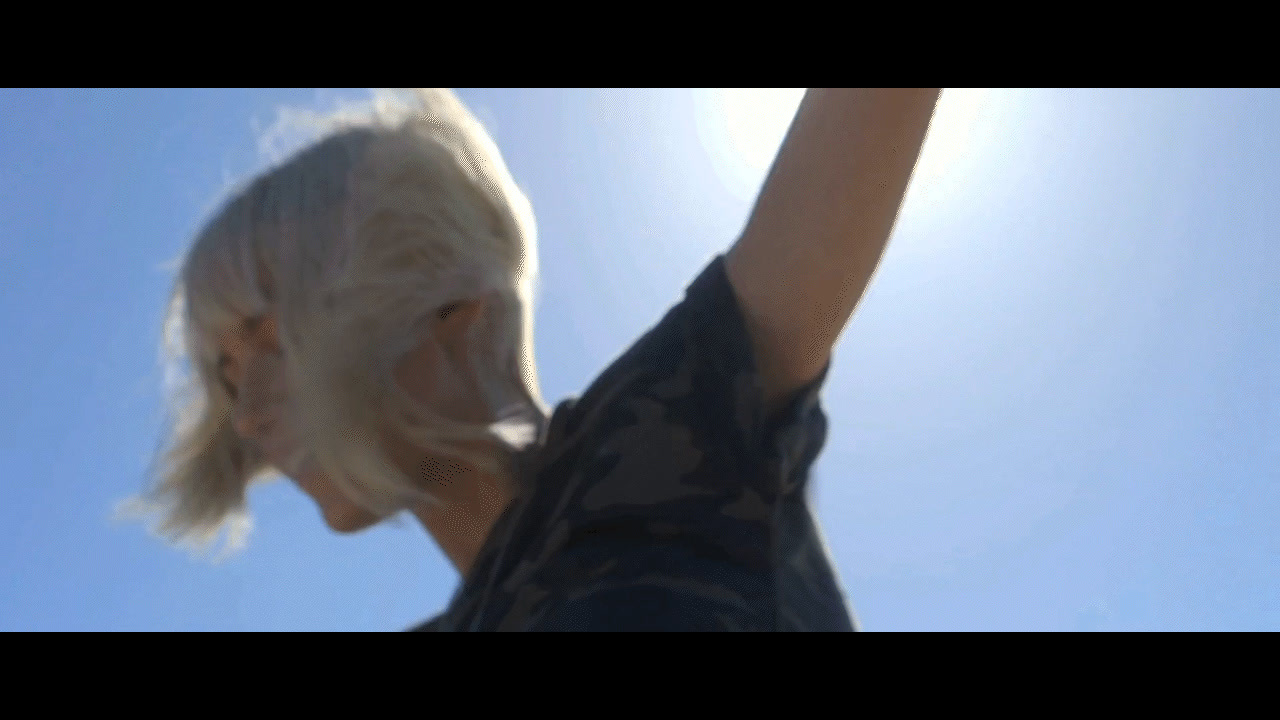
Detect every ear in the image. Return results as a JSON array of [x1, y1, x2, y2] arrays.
[[434, 295, 489, 358]]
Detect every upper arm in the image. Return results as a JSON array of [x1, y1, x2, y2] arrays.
[[725, 88, 940, 412]]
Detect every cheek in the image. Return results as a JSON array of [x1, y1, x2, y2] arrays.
[[394, 343, 445, 406], [393, 341, 487, 423]]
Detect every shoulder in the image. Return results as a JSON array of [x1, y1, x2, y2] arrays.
[[545, 254, 832, 504], [516, 256, 836, 557], [475, 256, 834, 630], [533, 256, 787, 511]]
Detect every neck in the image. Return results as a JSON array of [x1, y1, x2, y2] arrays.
[[406, 405, 549, 580], [409, 459, 516, 581]]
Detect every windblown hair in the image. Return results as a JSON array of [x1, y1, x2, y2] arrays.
[[116, 89, 546, 560]]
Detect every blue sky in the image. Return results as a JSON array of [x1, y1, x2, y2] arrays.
[[0, 88, 1274, 631]]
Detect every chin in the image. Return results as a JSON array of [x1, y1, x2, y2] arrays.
[[323, 506, 382, 534]]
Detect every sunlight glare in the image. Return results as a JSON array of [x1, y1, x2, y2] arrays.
[[695, 88, 806, 201], [893, 88, 1012, 261], [911, 88, 998, 200]]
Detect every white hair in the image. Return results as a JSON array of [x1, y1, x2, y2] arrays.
[[116, 89, 546, 560]]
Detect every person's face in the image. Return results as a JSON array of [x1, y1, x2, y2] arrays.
[[215, 300, 494, 534], [216, 313, 383, 533]]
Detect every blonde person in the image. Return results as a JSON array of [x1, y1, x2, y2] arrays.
[[121, 88, 941, 631]]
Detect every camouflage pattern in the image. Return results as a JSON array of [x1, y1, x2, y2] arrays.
[[408, 255, 858, 631]]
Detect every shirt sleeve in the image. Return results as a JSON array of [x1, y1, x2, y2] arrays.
[[669, 253, 832, 498], [534, 255, 831, 550]]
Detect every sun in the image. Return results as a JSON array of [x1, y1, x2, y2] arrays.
[[910, 87, 997, 198], [694, 88, 807, 201], [692, 88, 1009, 256]]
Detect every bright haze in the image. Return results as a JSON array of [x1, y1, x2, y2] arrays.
[[0, 88, 1274, 631]]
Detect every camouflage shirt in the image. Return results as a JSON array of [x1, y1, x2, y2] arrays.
[[407, 254, 858, 631]]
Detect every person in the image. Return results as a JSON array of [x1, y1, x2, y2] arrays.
[[119, 88, 941, 631]]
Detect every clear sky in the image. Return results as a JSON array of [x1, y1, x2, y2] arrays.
[[0, 88, 1274, 631]]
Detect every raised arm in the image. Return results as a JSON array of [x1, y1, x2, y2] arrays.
[[724, 88, 941, 413]]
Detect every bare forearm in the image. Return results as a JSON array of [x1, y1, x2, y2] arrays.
[[735, 88, 940, 363], [726, 88, 939, 408]]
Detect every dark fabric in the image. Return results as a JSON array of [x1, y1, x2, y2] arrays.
[[406, 254, 857, 631]]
